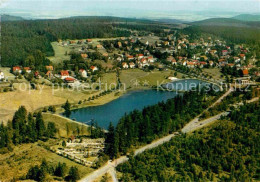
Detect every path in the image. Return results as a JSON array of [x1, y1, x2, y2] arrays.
[[79, 89, 238, 182]]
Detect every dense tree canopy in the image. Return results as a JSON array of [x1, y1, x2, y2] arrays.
[[117, 101, 260, 181]]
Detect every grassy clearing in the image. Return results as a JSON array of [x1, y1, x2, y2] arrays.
[[0, 142, 93, 181], [48, 42, 71, 64], [120, 69, 184, 88], [42, 113, 90, 137], [202, 68, 222, 80]]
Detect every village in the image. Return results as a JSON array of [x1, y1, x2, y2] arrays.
[[0, 29, 258, 92]]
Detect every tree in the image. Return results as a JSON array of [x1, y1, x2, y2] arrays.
[[54, 162, 67, 178], [36, 112, 46, 138], [63, 100, 71, 117], [66, 166, 80, 182], [104, 122, 116, 159], [46, 122, 57, 138]]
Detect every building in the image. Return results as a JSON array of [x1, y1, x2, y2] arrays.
[[0, 71, 4, 80], [46, 71, 53, 78], [24, 67, 31, 73], [13, 66, 22, 74], [60, 70, 70, 79], [81, 54, 88, 59], [79, 69, 87, 78], [129, 62, 135, 69], [46, 65, 54, 71], [90, 66, 98, 72], [122, 62, 129, 69], [65, 77, 75, 83]]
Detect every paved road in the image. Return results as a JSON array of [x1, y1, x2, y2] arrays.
[[79, 89, 237, 182]]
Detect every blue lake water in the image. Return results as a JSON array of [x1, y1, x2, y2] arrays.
[[68, 79, 212, 129]]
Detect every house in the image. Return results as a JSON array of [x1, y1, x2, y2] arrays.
[[227, 63, 235, 68], [117, 57, 123, 62], [209, 61, 214, 67], [87, 39, 92, 43], [127, 55, 134, 61], [46, 71, 53, 78], [147, 56, 155, 63], [103, 53, 109, 57], [137, 54, 144, 60], [187, 62, 195, 68], [79, 69, 87, 78], [240, 54, 246, 61], [81, 54, 88, 59], [222, 50, 228, 56], [242, 69, 249, 77], [0, 71, 4, 80], [199, 61, 207, 68], [60, 70, 70, 79], [24, 67, 32, 73], [139, 58, 149, 68], [34, 71, 40, 79], [234, 57, 241, 63], [122, 62, 129, 69], [129, 62, 135, 69], [65, 77, 75, 83], [96, 45, 103, 49], [90, 66, 98, 72], [118, 42, 122, 48], [69, 40, 76, 44], [13, 66, 22, 74], [46, 65, 54, 71]]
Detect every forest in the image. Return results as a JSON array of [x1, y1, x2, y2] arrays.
[[0, 106, 57, 153], [104, 88, 220, 159], [0, 17, 136, 67], [117, 101, 260, 181]]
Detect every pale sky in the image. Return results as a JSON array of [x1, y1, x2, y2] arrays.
[[1, 0, 260, 21]]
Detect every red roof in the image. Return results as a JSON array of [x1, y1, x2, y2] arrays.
[[60, 70, 69, 76], [90, 66, 97, 70], [200, 61, 207, 65], [222, 50, 228, 52], [24, 67, 31, 70], [13, 66, 21, 71], [65, 77, 75, 81], [242, 69, 249, 75], [240, 54, 245, 57], [79, 69, 85, 72]]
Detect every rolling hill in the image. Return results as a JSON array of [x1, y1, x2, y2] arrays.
[[191, 18, 260, 28], [1, 14, 24, 22], [232, 14, 260, 21]]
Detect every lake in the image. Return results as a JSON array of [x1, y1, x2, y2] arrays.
[[68, 79, 212, 129]]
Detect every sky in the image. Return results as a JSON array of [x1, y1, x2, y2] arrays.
[[0, 0, 260, 21]]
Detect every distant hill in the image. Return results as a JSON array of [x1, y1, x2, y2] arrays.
[[191, 18, 260, 28], [1, 14, 24, 22], [155, 18, 189, 24], [232, 14, 260, 21]]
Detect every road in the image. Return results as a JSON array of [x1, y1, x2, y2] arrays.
[[79, 112, 229, 182], [79, 89, 236, 182]]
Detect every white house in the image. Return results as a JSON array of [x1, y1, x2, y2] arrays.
[[0, 71, 4, 80], [79, 69, 87, 78], [129, 62, 135, 69], [122, 62, 129, 69], [90, 66, 98, 72]]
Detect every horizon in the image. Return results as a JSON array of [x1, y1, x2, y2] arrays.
[[0, 0, 260, 21]]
